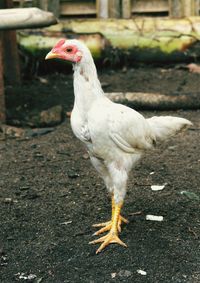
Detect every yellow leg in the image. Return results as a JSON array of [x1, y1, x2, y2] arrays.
[[92, 196, 128, 236], [90, 199, 128, 254]]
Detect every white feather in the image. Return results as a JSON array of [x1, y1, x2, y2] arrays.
[[147, 116, 192, 141]]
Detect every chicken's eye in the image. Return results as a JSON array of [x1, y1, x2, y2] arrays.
[[66, 48, 73, 53]]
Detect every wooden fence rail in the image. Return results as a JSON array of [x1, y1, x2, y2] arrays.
[[11, 0, 200, 19]]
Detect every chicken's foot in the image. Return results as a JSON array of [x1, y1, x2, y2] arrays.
[[90, 201, 127, 254], [92, 196, 128, 235]]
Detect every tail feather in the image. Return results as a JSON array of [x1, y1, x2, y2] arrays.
[[147, 116, 192, 142]]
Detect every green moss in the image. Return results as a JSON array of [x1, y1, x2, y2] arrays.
[[18, 33, 103, 59], [17, 17, 200, 63], [18, 34, 60, 56]]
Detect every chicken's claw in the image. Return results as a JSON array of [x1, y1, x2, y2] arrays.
[[89, 232, 127, 254], [92, 215, 128, 235], [92, 221, 111, 228], [93, 222, 112, 236], [118, 215, 129, 232]]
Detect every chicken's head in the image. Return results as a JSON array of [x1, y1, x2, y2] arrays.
[[45, 39, 83, 63]]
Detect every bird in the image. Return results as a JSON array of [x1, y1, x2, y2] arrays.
[[45, 39, 192, 254]]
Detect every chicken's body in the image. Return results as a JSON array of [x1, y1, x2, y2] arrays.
[[46, 39, 192, 253]]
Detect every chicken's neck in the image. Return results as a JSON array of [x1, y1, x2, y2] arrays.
[[72, 60, 104, 114]]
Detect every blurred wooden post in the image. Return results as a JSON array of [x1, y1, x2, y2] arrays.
[[109, 0, 120, 18], [169, 0, 183, 17], [3, 31, 21, 85], [19, 0, 25, 7], [169, 0, 199, 17], [36, 0, 48, 10], [186, 0, 200, 16], [122, 0, 131, 18], [1, 0, 21, 85], [37, 0, 60, 17], [0, 32, 5, 123], [0, 0, 20, 122], [194, 0, 200, 15], [97, 0, 109, 18]]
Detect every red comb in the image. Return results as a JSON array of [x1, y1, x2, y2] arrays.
[[54, 39, 66, 48]]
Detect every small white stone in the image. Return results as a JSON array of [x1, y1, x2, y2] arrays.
[[146, 215, 164, 221], [137, 269, 147, 276], [151, 184, 165, 191], [111, 272, 117, 278], [60, 221, 72, 225]]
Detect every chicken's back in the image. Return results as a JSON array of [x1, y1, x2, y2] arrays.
[[87, 97, 155, 162]]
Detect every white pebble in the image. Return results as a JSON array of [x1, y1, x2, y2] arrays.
[[60, 221, 72, 225], [146, 215, 164, 221], [151, 184, 165, 191], [111, 272, 117, 278], [137, 269, 147, 276]]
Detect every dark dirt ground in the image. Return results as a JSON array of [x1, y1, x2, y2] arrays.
[[1, 65, 200, 283]]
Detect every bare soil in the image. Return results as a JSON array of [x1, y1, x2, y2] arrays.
[[1, 66, 200, 283]]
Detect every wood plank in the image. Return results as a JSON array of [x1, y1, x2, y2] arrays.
[[132, 0, 169, 13], [169, 0, 182, 17], [182, 0, 199, 16], [122, 0, 131, 18], [169, 0, 199, 17], [183, 0, 193, 16], [60, 2, 96, 16], [0, 8, 57, 30], [96, 0, 109, 18], [109, 0, 120, 18]]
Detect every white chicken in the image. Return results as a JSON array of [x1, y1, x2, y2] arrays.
[[45, 39, 192, 254]]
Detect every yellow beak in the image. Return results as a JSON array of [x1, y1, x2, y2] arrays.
[[45, 51, 59, 60]]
